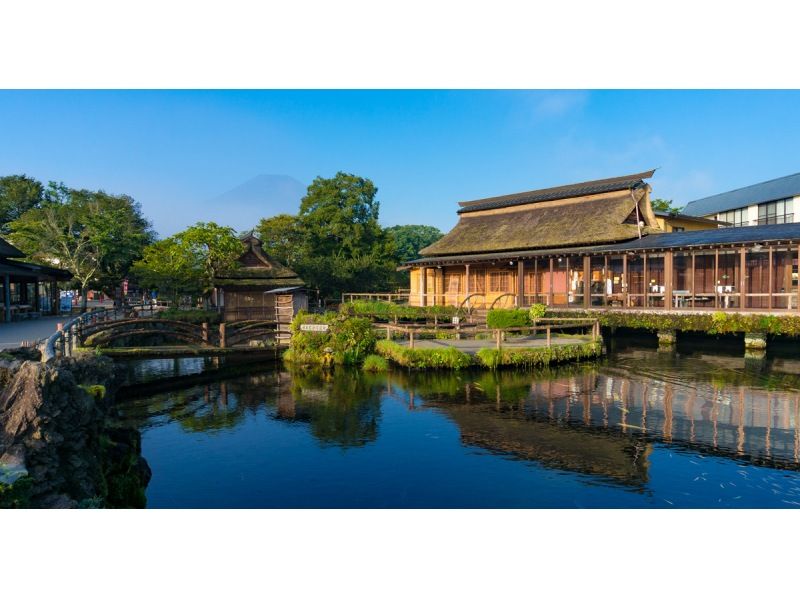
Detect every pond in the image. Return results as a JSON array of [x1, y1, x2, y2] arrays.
[[113, 337, 800, 508]]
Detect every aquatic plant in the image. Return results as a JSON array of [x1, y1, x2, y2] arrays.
[[362, 354, 390, 372], [288, 311, 377, 365], [375, 340, 473, 370], [339, 300, 458, 322]]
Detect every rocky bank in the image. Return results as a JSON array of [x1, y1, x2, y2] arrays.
[[0, 349, 150, 508]]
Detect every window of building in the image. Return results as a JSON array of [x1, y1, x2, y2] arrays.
[[672, 226, 685, 232], [757, 198, 793, 225], [717, 207, 748, 227], [488, 271, 510, 293]]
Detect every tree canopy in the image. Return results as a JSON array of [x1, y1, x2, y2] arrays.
[[651, 198, 681, 215], [386, 224, 443, 263], [0, 174, 45, 234], [8, 183, 154, 308], [276, 172, 397, 302], [131, 222, 242, 301]]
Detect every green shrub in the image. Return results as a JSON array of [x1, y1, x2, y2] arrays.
[[375, 340, 473, 370], [0, 477, 33, 508], [529, 303, 547, 321], [486, 308, 531, 329], [362, 354, 389, 372], [288, 311, 377, 365], [339, 300, 458, 322], [476, 341, 602, 369], [547, 309, 800, 337]]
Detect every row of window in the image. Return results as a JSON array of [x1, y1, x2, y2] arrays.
[[717, 199, 795, 227]]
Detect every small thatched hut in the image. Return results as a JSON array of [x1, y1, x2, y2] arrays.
[[214, 232, 307, 322]]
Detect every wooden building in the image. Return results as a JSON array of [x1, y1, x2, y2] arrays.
[[653, 210, 722, 233], [213, 232, 307, 322], [0, 237, 72, 323], [404, 170, 800, 313]]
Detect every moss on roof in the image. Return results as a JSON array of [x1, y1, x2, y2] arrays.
[[420, 192, 660, 257]]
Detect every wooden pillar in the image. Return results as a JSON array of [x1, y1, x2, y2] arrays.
[[516, 260, 524, 307], [219, 323, 227, 348], [644, 254, 649, 307], [603, 255, 609, 307], [533, 259, 538, 302], [34, 282, 40, 313], [664, 251, 673, 310], [420, 267, 427, 307], [690, 253, 696, 309], [622, 253, 628, 308], [740, 247, 747, 309], [464, 263, 470, 302], [714, 249, 719, 309], [583, 255, 590, 308], [202, 322, 209, 343], [768, 245, 774, 311], [548, 257, 554, 306], [3, 274, 10, 323]]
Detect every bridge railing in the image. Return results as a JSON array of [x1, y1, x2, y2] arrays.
[[40, 307, 124, 362]]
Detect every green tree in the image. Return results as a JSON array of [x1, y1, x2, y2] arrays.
[[131, 222, 242, 303], [293, 172, 396, 302], [0, 174, 45, 234], [386, 224, 443, 263], [9, 183, 154, 310], [651, 198, 681, 215], [254, 213, 301, 266]]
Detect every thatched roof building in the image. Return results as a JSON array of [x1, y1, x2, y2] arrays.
[[214, 232, 307, 322], [420, 170, 660, 257]]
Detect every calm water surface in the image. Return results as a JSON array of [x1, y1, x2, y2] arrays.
[[114, 338, 800, 508]]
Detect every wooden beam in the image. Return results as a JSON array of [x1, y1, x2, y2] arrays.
[[583, 255, 590, 308], [548, 257, 554, 306], [516, 260, 524, 307], [740, 247, 746, 309], [691, 252, 696, 309], [714, 248, 719, 309], [420, 267, 427, 307], [622, 253, 628, 308], [644, 253, 649, 308], [768, 245, 774, 310], [665, 251, 673, 310]]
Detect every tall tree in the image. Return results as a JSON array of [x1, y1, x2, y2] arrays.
[[386, 224, 443, 263], [293, 172, 396, 302], [0, 174, 44, 234], [9, 183, 154, 310], [254, 213, 301, 266]]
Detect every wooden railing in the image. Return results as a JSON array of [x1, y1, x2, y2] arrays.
[[378, 317, 600, 349], [40, 307, 124, 362], [341, 292, 411, 303]]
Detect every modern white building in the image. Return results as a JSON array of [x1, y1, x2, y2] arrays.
[[682, 172, 800, 227]]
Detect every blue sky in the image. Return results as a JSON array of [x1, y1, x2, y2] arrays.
[[1, 90, 799, 237]]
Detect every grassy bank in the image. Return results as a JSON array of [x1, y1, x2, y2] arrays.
[[375, 339, 602, 370]]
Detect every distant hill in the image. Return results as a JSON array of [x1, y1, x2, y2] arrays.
[[203, 174, 307, 232]]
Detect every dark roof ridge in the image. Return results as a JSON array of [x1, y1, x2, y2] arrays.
[[456, 169, 655, 214]]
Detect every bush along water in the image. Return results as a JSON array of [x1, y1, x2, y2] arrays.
[[547, 309, 800, 337], [285, 311, 377, 366], [362, 354, 389, 372], [486, 308, 531, 329], [375, 339, 601, 370]]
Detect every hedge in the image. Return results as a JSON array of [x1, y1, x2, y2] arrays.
[[547, 309, 800, 336], [375, 339, 602, 370], [339, 300, 458, 322], [486, 308, 530, 329], [153, 308, 222, 324]]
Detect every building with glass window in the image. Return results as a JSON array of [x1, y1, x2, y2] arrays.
[[683, 171, 800, 227], [403, 171, 800, 313]]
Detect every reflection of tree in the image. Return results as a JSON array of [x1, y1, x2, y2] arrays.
[[288, 368, 383, 448]]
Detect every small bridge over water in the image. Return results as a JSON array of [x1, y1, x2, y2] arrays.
[[41, 309, 286, 362]]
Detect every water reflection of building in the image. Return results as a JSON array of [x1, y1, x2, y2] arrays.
[[442, 403, 651, 487]]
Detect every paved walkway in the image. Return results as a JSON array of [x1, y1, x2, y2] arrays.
[[398, 334, 590, 354], [0, 316, 71, 349]]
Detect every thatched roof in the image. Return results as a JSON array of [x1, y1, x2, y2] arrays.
[[214, 232, 305, 289], [420, 175, 660, 257]]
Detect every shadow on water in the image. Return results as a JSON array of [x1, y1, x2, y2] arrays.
[[113, 337, 800, 507]]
